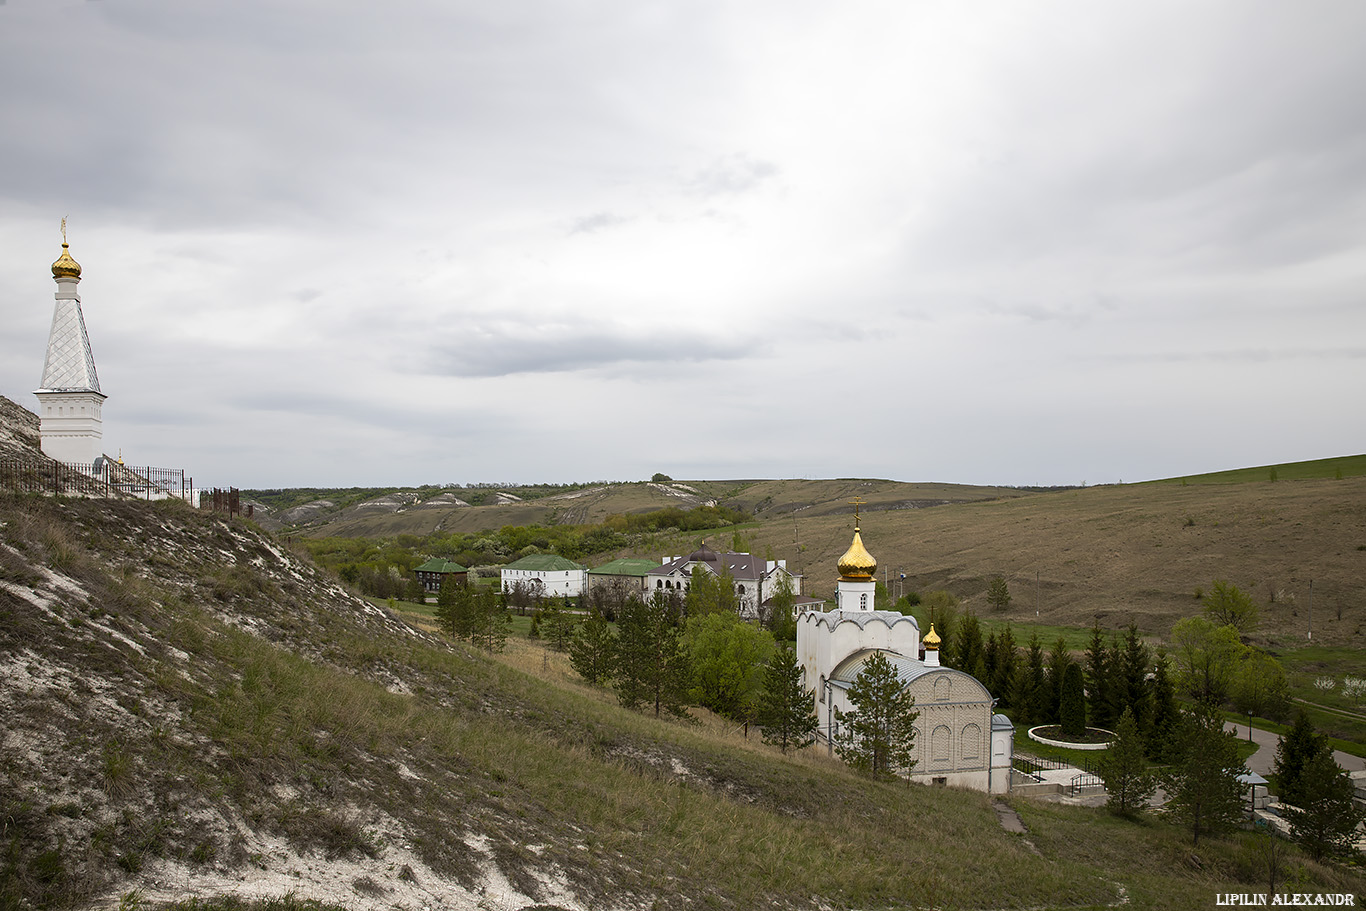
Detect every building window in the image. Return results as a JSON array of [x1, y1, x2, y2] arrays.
[[859, 593, 868, 609], [932, 725, 951, 764], [961, 724, 982, 760]]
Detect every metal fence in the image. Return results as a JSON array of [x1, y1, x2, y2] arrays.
[[1013, 750, 1102, 776], [0, 457, 190, 501]]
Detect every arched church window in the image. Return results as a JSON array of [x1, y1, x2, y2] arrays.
[[931, 725, 952, 765], [859, 593, 868, 609], [819, 675, 827, 704], [933, 676, 951, 702], [961, 723, 982, 760], [657, 580, 663, 589]]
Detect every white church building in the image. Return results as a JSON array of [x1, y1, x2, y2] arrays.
[[797, 513, 1014, 793], [33, 228, 106, 465]]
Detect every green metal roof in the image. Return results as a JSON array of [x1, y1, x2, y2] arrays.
[[501, 554, 586, 572], [415, 558, 467, 573], [588, 558, 661, 577]]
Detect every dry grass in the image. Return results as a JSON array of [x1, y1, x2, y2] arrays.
[[736, 476, 1366, 647], [5, 489, 1366, 910]]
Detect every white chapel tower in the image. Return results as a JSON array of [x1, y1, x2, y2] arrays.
[[34, 225, 107, 464], [835, 513, 879, 612]]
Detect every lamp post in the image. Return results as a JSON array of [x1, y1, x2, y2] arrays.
[[1248, 710, 1254, 743]]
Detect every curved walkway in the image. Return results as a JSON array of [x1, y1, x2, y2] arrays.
[[1223, 721, 1365, 776]]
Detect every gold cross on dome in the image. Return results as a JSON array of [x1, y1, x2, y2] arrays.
[[848, 496, 865, 524], [61, 217, 68, 244]]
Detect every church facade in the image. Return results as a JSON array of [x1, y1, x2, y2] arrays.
[[796, 515, 1014, 793]]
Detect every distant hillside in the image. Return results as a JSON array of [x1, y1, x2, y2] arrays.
[[248, 477, 1029, 538], [6, 495, 1365, 908], [4, 399, 1365, 907], [740, 476, 1366, 647], [1155, 453, 1366, 485]]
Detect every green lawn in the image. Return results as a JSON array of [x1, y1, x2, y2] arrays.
[[1153, 453, 1366, 485]]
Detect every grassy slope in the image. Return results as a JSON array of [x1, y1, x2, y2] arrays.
[[4, 494, 1363, 909], [1155, 454, 1366, 485], [727, 476, 1366, 647]]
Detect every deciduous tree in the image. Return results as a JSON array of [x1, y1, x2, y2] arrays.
[[1202, 579, 1260, 635], [682, 612, 775, 719], [1232, 649, 1290, 721], [1170, 616, 1244, 706]]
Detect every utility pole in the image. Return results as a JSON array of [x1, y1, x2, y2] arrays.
[[1035, 569, 1040, 618]]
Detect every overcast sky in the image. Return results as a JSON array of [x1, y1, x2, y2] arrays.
[[3, 1, 1363, 489]]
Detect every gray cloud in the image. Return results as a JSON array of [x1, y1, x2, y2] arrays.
[[2, 2, 1363, 488], [686, 154, 779, 197], [422, 321, 753, 378], [569, 212, 632, 235]]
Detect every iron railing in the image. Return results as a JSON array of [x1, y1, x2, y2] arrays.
[[0, 457, 189, 501]]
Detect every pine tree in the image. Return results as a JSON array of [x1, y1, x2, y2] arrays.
[[986, 575, 1011, 611], [1086, 623, 1115, 730], [755, 646, 818, 753], [1146, 650, 1181, 762], [954, 612, 986, 682], [834, 651, 918, 776], [1012, 634, 1048, 726], [435, 577, 479, 641], [1164, 706, 1245, 845], [1098, 707, 1155, 816], [1273, 709, 1327, 806], [545, 601, 579, 652], [614, 593, 691, 718], [1115, 623, 1153, 736], [989, 626, 1018, 707], [1045, 637, 1072, 725], [569, 610, 617, 685], [1285, 750, 1365, 861], [469, 587, 509, 653], [1060, 663, 1087, 737]]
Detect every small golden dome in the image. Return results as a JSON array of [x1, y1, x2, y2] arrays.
[[837, 525, 877, 581], [52, 243, 81, 279], [923, 623, 941, 649]]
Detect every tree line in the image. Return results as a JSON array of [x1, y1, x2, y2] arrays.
[[300, 503, 756, 600]]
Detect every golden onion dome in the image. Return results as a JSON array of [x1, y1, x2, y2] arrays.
[[837, 525, 877, 581], [923, 623, 941, 649], [52, 243, 81, 279]]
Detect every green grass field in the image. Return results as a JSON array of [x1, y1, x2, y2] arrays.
[[1155, 454, 1366, 485]]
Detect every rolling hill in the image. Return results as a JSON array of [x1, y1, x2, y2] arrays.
[[4, 465, 1365, 907]]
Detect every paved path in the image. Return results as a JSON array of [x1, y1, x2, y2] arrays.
[[1223, 721, 1366, 778]]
